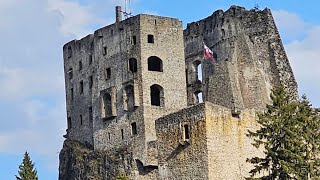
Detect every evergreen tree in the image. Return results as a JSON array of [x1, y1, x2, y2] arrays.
[[247, 87, 320, 179], [16, 151, 38, 180]]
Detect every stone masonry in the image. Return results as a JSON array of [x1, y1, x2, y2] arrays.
[[60, 5, 298, 180]]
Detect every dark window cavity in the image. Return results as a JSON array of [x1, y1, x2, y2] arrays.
[[184, 124, 190, 140], [89, 55, 93, 65], [150, 84, 164, 107], [70, 88, 74, 100], [106, 68, 111, 80], [222, 29, 226, 37], [132, 36, 137, 45], [79, 61, 83, 71], [89, 106, 93, 123], [148, 56, 163, 72], [67, 117, 72, 129], [80, 114, 83, 126], [103, 46, 107, 55], [148, 34, 154, 43], [129, 58, 137, 73], [80, 81, 84, 94], [121, 129, 124, 140], [131, 122, 137, 135]]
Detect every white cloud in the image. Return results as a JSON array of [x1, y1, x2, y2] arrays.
[[0, 0, 127, 175], [274, 10, 320, 107], [273, 10, 311, 43], [48, 0, 100, 38]]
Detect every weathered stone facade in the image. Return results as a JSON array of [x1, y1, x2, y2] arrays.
[[185, 6, 297, 111], [60, 6, 298, 180]]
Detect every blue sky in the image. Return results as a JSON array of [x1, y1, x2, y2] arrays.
[[0, 0, 319, 179]]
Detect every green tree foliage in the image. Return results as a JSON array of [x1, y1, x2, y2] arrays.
[[16, 151, 38, 180], [247, 87, 320, 179]]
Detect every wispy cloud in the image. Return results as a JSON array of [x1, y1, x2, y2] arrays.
[[274, 10, 320, 107]]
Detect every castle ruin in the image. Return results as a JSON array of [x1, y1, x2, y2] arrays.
[[59, 5, 298, 179]]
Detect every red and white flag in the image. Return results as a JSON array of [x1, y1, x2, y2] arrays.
[[203, 43, 214, 60]]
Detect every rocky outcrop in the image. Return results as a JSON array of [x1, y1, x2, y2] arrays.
[[59, 140, 159, 180], [59, 140, 106, 180]]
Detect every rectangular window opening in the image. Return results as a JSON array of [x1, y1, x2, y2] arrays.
[[121, 129, 124, 140], [184, 125, 190, 140], [89, 55, 93, 65], [131, 122, 137, 135], [80, 81, 84, 94], [79, 61, 83, 71], [89, 106, 93, 123], [106, 68, 111, 80], [67, 117, 72, 129], [132, 36, 137, 45], [148, 34, 154, 43], [70, 88, 74, 101], [108, 132, 111, 140], [103, 46, 107, 55], [232, 113, 240, 118], [80, 114, 83, 126]]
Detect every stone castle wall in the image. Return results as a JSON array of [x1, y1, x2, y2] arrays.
[[155, 102, 263, 179], [60, 5, 299, 180], [184, 6, 298, 111]]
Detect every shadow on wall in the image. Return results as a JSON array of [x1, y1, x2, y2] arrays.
[[136, 159, 158, 175]]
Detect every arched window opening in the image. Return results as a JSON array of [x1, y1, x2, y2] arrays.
[[150, 84, 164, 107], [131, 122, 137, 135], [148, 56, 163, 72], [124, 85, 135, 112], [102, 93, 112, 118], [193, 60, 202, 82], [129, 58, 137, 73], [194, 91, 203, 104], [184, 124, 190, 141]]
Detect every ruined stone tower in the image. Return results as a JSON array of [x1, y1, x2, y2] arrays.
[[184, 6, 297, 112], [60, 5, 297, 180], [63, 8, 187, 171]]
